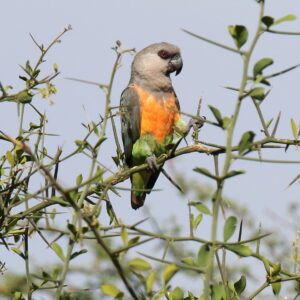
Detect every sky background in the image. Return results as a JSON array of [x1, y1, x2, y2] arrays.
[[1, 0, 300, 298]]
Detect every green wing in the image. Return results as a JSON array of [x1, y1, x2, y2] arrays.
[[120, 87, 141, 166]]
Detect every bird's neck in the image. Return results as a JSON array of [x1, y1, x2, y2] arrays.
[[130, 71, 173, 96]]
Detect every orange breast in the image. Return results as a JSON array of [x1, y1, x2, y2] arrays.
[[133, 85, 180, 142]]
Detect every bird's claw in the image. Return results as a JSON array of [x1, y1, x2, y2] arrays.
[[146, 155, 159, 172], [188, 116, 206, 130]]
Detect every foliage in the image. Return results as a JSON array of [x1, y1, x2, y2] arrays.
[[1, 2, 300, 300]]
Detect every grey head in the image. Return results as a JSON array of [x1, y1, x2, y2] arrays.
[[129, 42, 183, 93]]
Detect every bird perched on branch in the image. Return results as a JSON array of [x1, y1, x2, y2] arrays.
[[120, 42, 202, 209]]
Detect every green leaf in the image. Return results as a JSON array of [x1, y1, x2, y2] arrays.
[[128, 258, 152, 271], [51, 242, 65, 261], [106, 201, 114, 224], [163, 264, 178, 285], [146, 271, 155, 293], [95, 137, 107, 149], [223, 216, 238, 242], [249, 87, 266, 101], [6, 151, 15, 166], [253, 58, 274, 77], [266, 118, 273, 128], [238, 131, 255, 155], [76, 174, 83, 185], [128, 236, 140, 246], [121, 227, 128, 246], [208, 105, 223, 127], [67, 223, 78, 239], [70, 249, 88, 260], [181, 257, 195, 266], [222, 117, 231, 129], [192, 213, 203, 230], [262, 257, 271, 275], [53, 63, 58, 72], [274, 14, 297, 25], [226, 244, 253, 257], [101, 284, 119, 297], [197, 244, 210, 268], [272, 282, 281, 295], [228, 25, 248, 49], [291, 119, 298, 139], [172, 287, 184, 300], [11, 247, 25, 259], [271, 263, 281, 276], [262, 16, 274, 28], [234, 275, 246, 295], [193, 167, 216, 179], [189, 202, 211, 215], [211, 282, 226, 300], [223, 170, 245, 179]]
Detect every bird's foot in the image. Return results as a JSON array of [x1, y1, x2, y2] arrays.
[[188, 116, 206, 131], [146, 155, 159, 172]]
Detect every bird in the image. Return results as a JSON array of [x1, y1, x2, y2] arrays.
[[120, 42, 199, 209]]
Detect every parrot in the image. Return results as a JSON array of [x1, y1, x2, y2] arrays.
[[120, 42, 200, 209]]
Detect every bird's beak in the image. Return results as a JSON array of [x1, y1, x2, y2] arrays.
[[170, 54, 183, 76]]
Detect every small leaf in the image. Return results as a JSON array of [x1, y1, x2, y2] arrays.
[[223, 170, 245, 179], [189, 202, 211, 215], [211, 282, 226, 300], [291, 119, 298, 139], [181, 257, 195, 266], [223, 216, 238, 242], [11, 247, 25, 259], [192, 213, 203, 230], [226, 244, 253, 257], [106, 201, 114, 224], [266, 118, 273, 128], [53, 63, 58, 72], [197, 244, 210, 268], [234, 275, 246, 295], [238, 131, 255, 155], [25, 60, 32, 74], [228, 25, 248, 49], [95, 137, 107, 149], [67, 223, 78, 239], [262, 257, 271, 275], [146, 271, 155, 293], [128, 258, 151, 271], [128, 236, 140, 246], [121, 227, 128, 246], [163, 264, 178, 285], [51, 242, 65, 261], [249, 87, 266, 101], [271, 263, 281, 276], [272, 282, 281, 295], [253, 58, 274, 77], [274, 14, 297, 25], [193, 167, 216, 179], [70, 249, 88, 260], [172, 287, 184, 300], [76, 174, 83, 185], [6, 151, 15, 166], [262, 16, 274, 28], [208, 105, 223, 127], [222, 117, 231, 129], [101, 284, 119, 297]]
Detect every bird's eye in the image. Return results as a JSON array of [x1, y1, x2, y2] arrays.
[[158, 50, 170, 59]]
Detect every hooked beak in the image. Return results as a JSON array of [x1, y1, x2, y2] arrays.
[[170, 54, 183, 76]]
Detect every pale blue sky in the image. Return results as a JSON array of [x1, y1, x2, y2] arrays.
[[1, 0, 300, 298]]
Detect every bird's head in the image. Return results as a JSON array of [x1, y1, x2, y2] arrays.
[[132, 42, 183, 78]]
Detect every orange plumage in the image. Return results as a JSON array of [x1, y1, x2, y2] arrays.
[[132, 85, 180, 142]]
